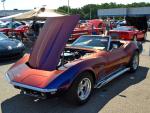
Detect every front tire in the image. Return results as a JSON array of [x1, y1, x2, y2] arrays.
[[65, 72, 94, 105], [128, 51, 139, 72]]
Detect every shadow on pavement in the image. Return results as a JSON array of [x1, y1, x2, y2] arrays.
[[0, 58, 20, 66], [1, 66, 149, 113], [0, 49, 30, 66]]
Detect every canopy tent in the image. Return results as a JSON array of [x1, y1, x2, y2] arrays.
[[13, 8, 66, 20]]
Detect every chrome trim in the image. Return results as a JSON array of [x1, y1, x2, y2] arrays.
[[5, 73, 58, 93], [5, 73, 11, 83], [11, 82, 57, 93], [107, 36, 111, 51], [95, 68, 130, 88]]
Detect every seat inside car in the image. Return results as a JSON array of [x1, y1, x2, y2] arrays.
[[109, 40, 123, 50]]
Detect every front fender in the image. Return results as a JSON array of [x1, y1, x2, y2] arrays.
[[45, 58, 105, 90]]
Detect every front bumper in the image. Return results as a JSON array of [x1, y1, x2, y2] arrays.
[[11, 81, 57, 93], [6, 73, 58, 99]]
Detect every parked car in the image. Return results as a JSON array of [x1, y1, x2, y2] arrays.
[[6, 15, 141, 105], [70, 19, 106, 41], [109, 26, 146, 41], [116, 20, 127, 27], [0, 21, 29, 35], [0, 21, 21, 29], [0, 32, 25, 59]]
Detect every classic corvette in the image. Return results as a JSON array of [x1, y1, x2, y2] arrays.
[[109, 26, 146, 41], [0, 32, 25, 59], [6, 15, 141, 105]]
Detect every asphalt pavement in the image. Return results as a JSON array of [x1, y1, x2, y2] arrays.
[[0, 32, 150, 113]]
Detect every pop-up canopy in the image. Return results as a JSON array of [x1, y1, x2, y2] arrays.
[[13, 8, 66, 20]]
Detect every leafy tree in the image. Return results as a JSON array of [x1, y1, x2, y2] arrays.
[[57, 2, 150, 20]]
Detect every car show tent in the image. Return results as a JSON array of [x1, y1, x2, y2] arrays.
[[13, 8, 66, 20]]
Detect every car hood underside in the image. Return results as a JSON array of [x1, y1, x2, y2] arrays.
[[28, 15, 80, 71]]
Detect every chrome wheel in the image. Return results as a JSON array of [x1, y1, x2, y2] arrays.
[[77, 78, 92, 101], [132, 55, 139, 70]]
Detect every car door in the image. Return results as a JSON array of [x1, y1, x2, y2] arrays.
[[104, 46, 127, 75]]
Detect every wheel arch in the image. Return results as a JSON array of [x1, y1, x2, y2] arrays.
[[69, 69, 96, 89]]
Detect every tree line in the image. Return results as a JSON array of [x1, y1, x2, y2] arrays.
[[57, 2, 150, 20]]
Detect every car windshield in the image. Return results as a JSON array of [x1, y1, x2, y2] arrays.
[[0, 33, 8, 40], [71, 36, 109, 50], [113, 26, 132, 31]]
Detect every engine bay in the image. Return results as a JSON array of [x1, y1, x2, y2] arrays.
[[57, 48, 93, 67]]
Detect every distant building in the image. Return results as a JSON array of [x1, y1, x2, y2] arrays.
[[97, 7, 150, 17], [0, 9, 30, 17]]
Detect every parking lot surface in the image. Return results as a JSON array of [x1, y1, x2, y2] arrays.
[[0, 33, 150, 113]]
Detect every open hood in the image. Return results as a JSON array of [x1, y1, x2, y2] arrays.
[[28, 15, 80, 71]]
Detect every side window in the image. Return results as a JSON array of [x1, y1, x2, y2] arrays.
[[109, 41, 122, 51]]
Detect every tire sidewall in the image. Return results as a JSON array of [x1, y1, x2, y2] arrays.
[[129, 51, 139, 72], [66, 72, 94, 105]]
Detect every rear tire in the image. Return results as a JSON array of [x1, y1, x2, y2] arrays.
[[128, 51, 139, 73], [65, 72, 94, 105]]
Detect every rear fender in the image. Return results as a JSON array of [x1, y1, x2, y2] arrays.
[[124, 42, 141, 57]]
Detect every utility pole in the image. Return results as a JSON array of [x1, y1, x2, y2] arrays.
[[89, 4, 92, 20], [1, 0, 6, 16], [90, 8, 92, 20], [67, 0, 69, 14]]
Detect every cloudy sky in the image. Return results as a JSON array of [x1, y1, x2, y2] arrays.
[[1, 0, 150, 10]]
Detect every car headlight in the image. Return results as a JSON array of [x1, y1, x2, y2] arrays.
[[8, 46, 12, 50], [17, 42, 23, 47]]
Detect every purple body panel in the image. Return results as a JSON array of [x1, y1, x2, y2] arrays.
[[28, 15, 80, 71]]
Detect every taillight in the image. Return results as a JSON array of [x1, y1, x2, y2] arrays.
[[121, 33, 129, 39]]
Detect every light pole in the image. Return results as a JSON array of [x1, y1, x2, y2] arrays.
[[67, 0, 69, 14], [1, 0, 6, 16], [90, 8, 92, 20]]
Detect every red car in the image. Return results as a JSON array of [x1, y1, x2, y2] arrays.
[[70, 23, 92, 41], [109, 26, 146, 41], [6, 15, 142, 105], [70, 19, 106, 41], [0, 25, 29, 35]]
